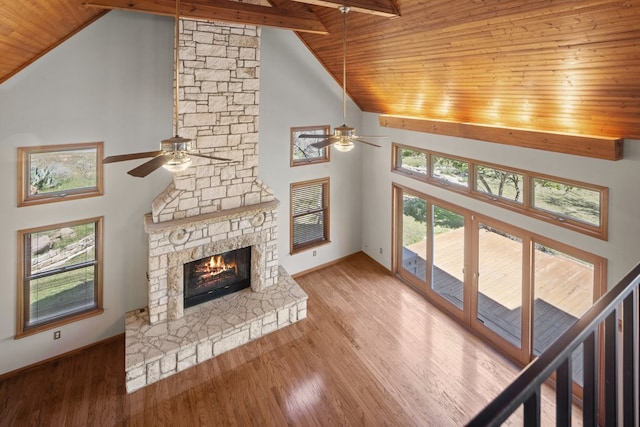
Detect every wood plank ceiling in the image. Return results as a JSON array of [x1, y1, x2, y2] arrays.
[[1, 0, 639, 158]]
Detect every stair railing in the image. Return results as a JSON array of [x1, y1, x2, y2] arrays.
[[466, 262, 639, 426]]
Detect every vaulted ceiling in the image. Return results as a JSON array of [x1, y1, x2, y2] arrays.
[[1, 0, 639, 159]]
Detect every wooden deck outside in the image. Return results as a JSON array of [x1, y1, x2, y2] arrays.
[[405, 227, 594, 318]]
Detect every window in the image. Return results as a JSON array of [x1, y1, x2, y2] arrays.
[[431, 154, 469, 188], [475, 164, 524, 205], [17, 217, 103, 338], [290, 126, 330, 166], [532, 177, 602, 227], [17, 142, 104, 207], [393, 144, 427, 178], [391, 143, 608, 239], [290, 178, 330, 253]]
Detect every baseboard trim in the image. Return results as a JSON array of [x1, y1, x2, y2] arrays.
[[0, 333, 124, 382], [292, 251, 392, 279]]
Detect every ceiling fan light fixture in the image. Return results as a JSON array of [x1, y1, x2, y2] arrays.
[[161, 137, 192, 152], [161, 136, 193, 172], [334, 141, 355, 152], [334, 124, 355, 138], [163, 153, 192, 172]]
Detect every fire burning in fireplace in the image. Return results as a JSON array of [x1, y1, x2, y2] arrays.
[[194, 255, 239, 288], [183, 247, 251, 308]]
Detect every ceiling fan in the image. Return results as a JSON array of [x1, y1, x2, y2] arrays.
[[299, 5, 385, 152], [103, 0, 232, 177]]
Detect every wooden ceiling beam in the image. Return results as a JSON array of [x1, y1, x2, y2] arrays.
[[84, 0, 329, 34], [379, 115, 624, 161], [290, 0, 399, 17]]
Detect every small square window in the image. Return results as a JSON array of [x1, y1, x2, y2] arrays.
[[475, 164, 524, 204], [431, 154, 469, 188], [290, 126, 330, 166], [392, 143, 428, 178]]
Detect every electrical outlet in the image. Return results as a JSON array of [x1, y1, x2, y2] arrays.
[[53, 330, 61, 340], [379, 248, 383, 254], [312, 250, 317, 256]]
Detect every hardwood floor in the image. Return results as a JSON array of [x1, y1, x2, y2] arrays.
[[0, 253, 575, 426]]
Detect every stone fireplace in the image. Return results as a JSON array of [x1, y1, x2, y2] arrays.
[[124, 20, 307, 393]]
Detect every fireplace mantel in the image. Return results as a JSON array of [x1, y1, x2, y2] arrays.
[[144, 199, 280, 233]]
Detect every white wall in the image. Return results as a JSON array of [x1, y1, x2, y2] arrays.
[[0, 11, 174, 374], [259, 27, 363, 274], [360, 112, 640, 288]]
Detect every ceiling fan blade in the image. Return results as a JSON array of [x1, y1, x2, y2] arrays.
[[352, 138, 382, 148], [299, 134, 334, 139], [103, 151, 163, 164], [353, 135, 387, 139], [127, 155, 171, 177], [190, 153, 234, 162], [311, 139, 334, 149]]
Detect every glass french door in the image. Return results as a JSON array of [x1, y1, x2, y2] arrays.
[[531, 240, 599, 386], [471, 221, 530, 362], [395, 186, 467, 318], [429, 204, 466, 313], [399, 192, 428, 288], [393, 184, 603, 375]]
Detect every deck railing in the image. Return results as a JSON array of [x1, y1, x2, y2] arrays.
[[466, 262, 640, 426]]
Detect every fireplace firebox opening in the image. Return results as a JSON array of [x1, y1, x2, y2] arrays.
[[183, 246, 251, 308]]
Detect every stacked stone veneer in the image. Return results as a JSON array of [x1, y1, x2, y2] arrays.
[[125, 19, 308, 393], [145, 18, 275, 324], [152, 19, 264, 223]]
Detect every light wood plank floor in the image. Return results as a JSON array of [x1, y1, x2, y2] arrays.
[[0, 253, 577, 426]]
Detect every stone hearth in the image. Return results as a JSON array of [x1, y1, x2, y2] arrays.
[[125, 266, 306, 393], [124, 19, 307, 393]]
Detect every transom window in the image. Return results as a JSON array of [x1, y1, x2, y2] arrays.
[[392, 143, 608, 239], [395, 146, 427, 177], [475, 164, 524, 205], [431, 154, 469, 188], [16, 217, 103, 338], [532, 177, 602, 227], [290, 178, 330, 254]]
